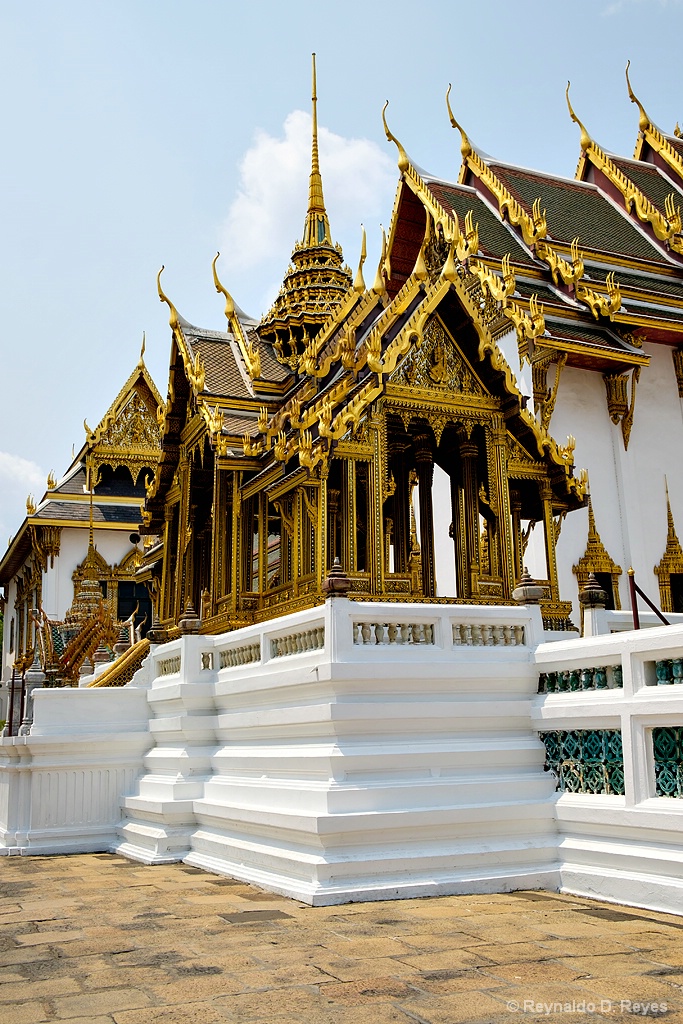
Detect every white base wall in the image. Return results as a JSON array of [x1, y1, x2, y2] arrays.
[[114, 600, 559, 904], [3, 602, 683, 914]]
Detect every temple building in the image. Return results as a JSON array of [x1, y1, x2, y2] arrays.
[[142, 61, 683, 637], [0, 347, 162, 715]]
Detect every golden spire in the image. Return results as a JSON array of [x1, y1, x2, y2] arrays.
[[302, 53, 331, 248], [625, 61, 650, 133], [566, 83, 593, 152], [665, 476, 676, 541], [138, 332, 146, 367]]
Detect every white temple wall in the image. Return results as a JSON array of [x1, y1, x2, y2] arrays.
[[549, 345, 683, 620]]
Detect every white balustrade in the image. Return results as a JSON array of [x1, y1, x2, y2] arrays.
[[452, 622, 525, 646], [353, 621, 434, 645], [218, 642, 260, 669], [270, 627, 324, 658]]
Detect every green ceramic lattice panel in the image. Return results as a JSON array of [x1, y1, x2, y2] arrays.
[[540, 729, 625, 795], [653, 727, 683, 798]]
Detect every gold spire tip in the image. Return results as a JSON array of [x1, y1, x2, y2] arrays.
[[381, 101, 409, 173], [212, 251, 235, 320], [445, 84, 472, 161], [625, 60, 650, 133], [565, 82, 592, 152], [138, 331, 146, 366]]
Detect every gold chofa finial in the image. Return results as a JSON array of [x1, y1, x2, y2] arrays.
[[446, 84, 472, 162], [354, 225, 367, 293], [301, 53, 332, 248], [212, 252, 235, 319], [566, 82, 592, 152], [675, 123, 682, 139], [381, 101, 409, 173], [625, 61, 650, 133], [157, 266, 179, 330], [138, 331, 146, 366]]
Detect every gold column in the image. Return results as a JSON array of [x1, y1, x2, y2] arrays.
[[414, 434, 436, 598], [491, 420, 515, 599], [230, 471, 240, 614], [510, 489, 523, 584], [540, 478, 560, 602], [450, 471, 466, 599], [460, 439, 480, 599], [391, 437, 411, 573], [345, 459, 356, 572]]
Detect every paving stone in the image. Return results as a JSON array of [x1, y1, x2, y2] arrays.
[[236, 964, 331, 989], [317, 977, 416, 1005], [409, 968, 509, 994], [52, 988, 152, 1018], [394, 947, 494, 971], [483, 960, 590, 984], [114, 1005, 230, 1024], [213, 986, 337, 1021], [313, 955, 422, 982], [554, 953, 658, 977], [0, 1000, 50, 1024], [399, 989, 512, 1023], [318, 936, 415, 959], [0, 977, 81, 1002], [15, 930, 86, 947], [468, 941, 565, 965]]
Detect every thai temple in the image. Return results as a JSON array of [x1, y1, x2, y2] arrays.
[[2, 59, 683, 912]]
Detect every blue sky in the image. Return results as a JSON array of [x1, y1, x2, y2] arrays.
[[1, 0, 681, 542]]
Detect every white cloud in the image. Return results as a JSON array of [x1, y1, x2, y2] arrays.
[[219, 111, 396, 315], [0, 452, 46, 545]]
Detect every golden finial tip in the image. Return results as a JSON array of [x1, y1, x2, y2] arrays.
[[565, 82, 592, 152], [381, 101, 409, 173], [445, 84, 472, 161], [625, 60, 650, 132]]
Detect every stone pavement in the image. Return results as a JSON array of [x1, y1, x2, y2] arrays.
[[1, 855, 683, 1024]]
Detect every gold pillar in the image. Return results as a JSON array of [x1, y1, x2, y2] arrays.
[[460, 439, 480, 598], [345, 459, 356, 572], [491, 421, 515, 599], [540, 478, 560, 602], [230, 471, 240, 614], [390, 437, 411, 573], [510, 489, 523, 584], [414, 434, 436, 598]]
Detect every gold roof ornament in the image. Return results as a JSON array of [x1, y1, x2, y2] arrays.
[[568, 75, 683, 249], [212, 252, 261, 379], [302, 53, 331, 248], [46, 471, 56, 491], [157, 266, 180, 331], [354, 225, 367, 293], [381, 101, 410, 173], [445, 84, 473, 162], [259, 55, 351, 356], [138, 332, 146, 367], [655, 479, 683, 613], [565, 82, 593, 153], [625, 61, 650, 134], [26, 494, 36, 517]]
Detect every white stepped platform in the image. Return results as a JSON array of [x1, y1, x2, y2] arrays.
[[115, 599, 559, 903]]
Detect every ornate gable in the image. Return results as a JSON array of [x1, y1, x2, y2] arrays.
[[87, 360, 162, 487], [390, 316, 486, 396]]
